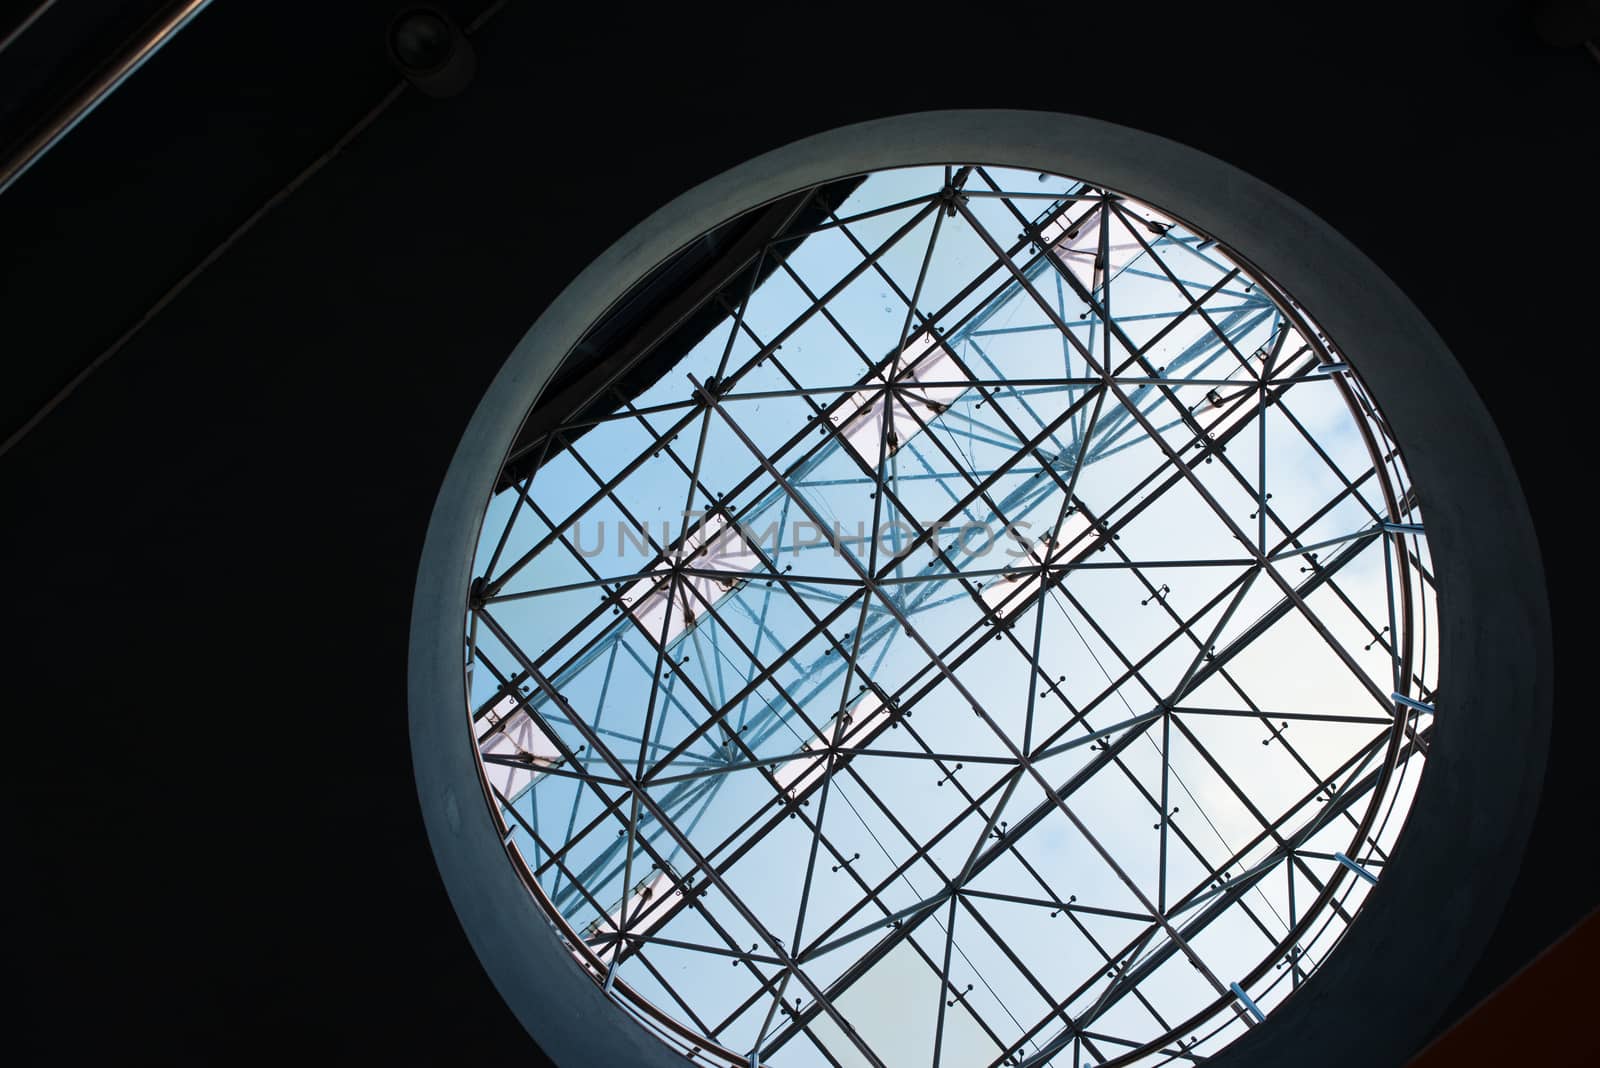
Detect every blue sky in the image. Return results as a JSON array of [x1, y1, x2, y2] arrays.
[[464, 165, 1438, 1067]]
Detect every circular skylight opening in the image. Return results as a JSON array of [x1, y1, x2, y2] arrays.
[[456, 161, 1436, 1067]]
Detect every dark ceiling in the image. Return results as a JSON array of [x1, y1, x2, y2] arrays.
[[3, 2, 1593, 1064]]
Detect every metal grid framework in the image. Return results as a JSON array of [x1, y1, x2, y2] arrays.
[[459, 164, 1438, 1068]]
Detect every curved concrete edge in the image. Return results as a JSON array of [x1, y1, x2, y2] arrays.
[[410, 110, 1551, 1067]]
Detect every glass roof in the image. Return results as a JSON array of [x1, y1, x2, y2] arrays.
[[462, 164, 1437, 1067]]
